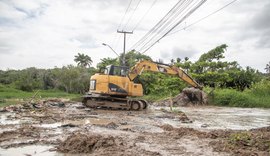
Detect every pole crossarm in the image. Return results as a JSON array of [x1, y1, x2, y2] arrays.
[[117, 30, 133, 66]]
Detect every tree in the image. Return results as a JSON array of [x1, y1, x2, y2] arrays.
[[198, 44, 227, 62], [190, 44, 261, 89], [52, 65, 91, 93], [14, 67, 44, 91], [176, 57, 181, 63], [265, 62, 270, 74], [74, 53, 93, 68], [170, 59, 175, 65], [96, 57, 119, 69], [120, 50, 152, 67]]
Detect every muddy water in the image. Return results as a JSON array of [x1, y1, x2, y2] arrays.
[[175, 106, 270, 130], [0, 103, 269, 156], [0, 145, 56, 156]]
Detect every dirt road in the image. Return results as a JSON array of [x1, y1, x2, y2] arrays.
[[0, 100, 269, 156]]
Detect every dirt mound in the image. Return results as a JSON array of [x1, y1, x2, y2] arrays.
[[57, 132, 161, 156], [159, 109, 192, 123], [210, 127, 270, 155], [57, 133, 117, 154], [160, 125, 270, 155], [160, 124, 174, 131], [154, 87, 208, 106]]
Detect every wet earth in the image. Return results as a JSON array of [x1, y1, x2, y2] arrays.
[[0, 99, 269, 156]]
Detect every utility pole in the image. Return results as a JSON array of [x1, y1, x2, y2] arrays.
[[117, 30, 133, 66]]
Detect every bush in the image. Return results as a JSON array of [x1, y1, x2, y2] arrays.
[[211, 80, 270, 108], [249, 79, 270, 96], [212, 89, 254, 107]]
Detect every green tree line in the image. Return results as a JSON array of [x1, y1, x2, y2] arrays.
[[0, 45, 268, 97]]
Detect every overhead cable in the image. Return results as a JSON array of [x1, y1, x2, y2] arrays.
[[169, 0, 239, 36], [123, 0, 142, 31], [142, 0, 207, 53], [132, 0, 158, 31], [130, 0, 188, 51], [138, 0, 195, 52]]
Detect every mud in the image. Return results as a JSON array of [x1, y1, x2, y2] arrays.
[[57, 132, 117, 154], [0, 98, 269, 155], [154, 87, 207, 106]]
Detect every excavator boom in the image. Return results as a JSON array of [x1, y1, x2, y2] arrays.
[[129, 60, 202, 89]]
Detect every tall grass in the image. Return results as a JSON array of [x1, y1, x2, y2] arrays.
[[0, 84, 80, 107], [211, 80, 270, 108]]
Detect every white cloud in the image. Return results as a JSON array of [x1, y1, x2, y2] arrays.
[[0, 0, 269, 72]]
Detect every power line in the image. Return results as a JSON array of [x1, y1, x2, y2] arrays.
[[123, 0, 142, 31], [111, 0, 133, 51], [129, 0, 207, 53], [138, 0, 195, 52], [131, 0, 194, 51], [169, 0, 239, 36], [117, 0, 133, 30], [141, 0, 207, 53], [130, 0, 187, 51], [132, 0, 158, 31]]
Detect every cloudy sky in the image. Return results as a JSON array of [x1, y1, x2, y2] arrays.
[[0, 0, 269, 72]]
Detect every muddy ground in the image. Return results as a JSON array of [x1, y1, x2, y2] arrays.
[[0, 99, 269, 156]]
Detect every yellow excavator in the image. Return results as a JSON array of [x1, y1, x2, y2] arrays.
[[83, 60, 202, 110]]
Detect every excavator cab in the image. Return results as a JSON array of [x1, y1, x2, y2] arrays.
[[104, 65, 129, 77]]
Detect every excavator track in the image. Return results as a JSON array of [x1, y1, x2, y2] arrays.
[[82, 94, 148, 111]]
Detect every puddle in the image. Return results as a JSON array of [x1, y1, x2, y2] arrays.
[[63, 118, 112, 126], [37, 118, 113, 129], [0, 112, 33, 125], [39, 122, 62, 129], [175, 106, 270, 130], [0, 145, 57, 156], [0, 113, 19, 125]]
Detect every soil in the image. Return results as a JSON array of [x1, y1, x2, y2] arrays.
[[0, 98, 269, 156], [154, 87, 208, 106]]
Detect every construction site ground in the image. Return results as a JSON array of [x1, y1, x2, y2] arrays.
[[0, 99, 269, 156]]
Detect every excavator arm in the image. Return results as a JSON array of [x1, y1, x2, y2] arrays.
[[128, 60, 202, 89]]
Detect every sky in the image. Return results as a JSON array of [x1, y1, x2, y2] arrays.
[[0, 0, 269, 72]]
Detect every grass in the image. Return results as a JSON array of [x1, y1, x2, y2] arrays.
[[143, 80, 270, 108], [0, 85, 80, 107], [210, 80, 270, 108], [210, 88, 270, 108]]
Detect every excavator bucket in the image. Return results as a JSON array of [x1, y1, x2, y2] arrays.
[[184, 87, 208, 104], [173, 87, 207, 105]]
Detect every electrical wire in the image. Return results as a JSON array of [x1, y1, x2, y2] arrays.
[[111, 0, 134, 53], [138, 0, 195, 52], [130, 0, 207, 53], [130, 0, 187, 50], [132, 0, 158, 31], [141, 0, 207, 53], [117, 0, 133, 30], [169, 0, 239, 36], [132, 0, 194, 51], [123, 0, 142, 31]]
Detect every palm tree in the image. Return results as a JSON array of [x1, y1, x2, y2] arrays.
[[265, 61, 270, 73], [74, 53, 92, 68], [170, 59, 175, 65], [176, 57, 181, 63]]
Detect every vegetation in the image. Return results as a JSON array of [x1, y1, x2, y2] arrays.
[[210, 80, 270, 108], [0, 45, 269, 108], [74, 53, 93, 68], [0, 84, 79, 107]]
